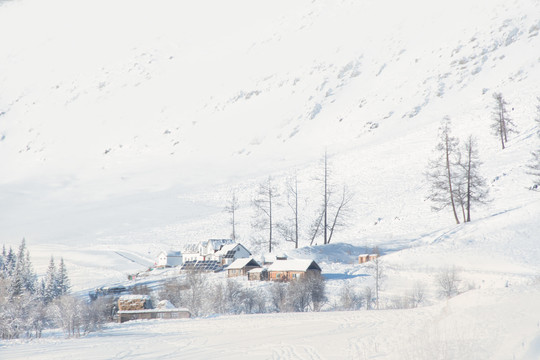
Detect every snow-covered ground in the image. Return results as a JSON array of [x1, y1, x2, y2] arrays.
[[1, 0, 539, 358], [2, 285, 540, 360]]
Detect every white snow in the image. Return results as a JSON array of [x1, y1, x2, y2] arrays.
[[0, 0, 539, 358]]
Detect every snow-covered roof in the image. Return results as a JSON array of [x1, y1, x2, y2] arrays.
[[182, 243, 200, 253], [227, 257, 260, 270], [118, 308, 190, 314], [119, 295, 151, 301], [215, 243, 251, 258], [206, 239, 235, 251], [157, 300, 176, 309], [267, 259, 321, 272], [247, 267, 266, 273]]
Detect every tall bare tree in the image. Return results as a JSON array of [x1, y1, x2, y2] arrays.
[[527, 97, 540, 186], [456, 136, 489, 222], [426, 118, 461, 224], [370, 247, 384, 310], [310, 151, 353, 245], [327, 185, 354, 244], [491, 92, 517, 150], [277, 173, 300, 248], [252, 177, 279, 253], [224, 190, 240, 241]]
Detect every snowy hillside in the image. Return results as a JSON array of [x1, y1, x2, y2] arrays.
[[0, 0, 540, 358]]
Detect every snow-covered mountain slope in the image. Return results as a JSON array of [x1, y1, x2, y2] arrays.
[[1, 0, 540, 358], [0, 0, 539, 288]]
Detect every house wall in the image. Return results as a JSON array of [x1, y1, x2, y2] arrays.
[[268, 270, 304, 281], [118, 310, 191, 323], [158, 254, 168, 267], [228, 269, 243, 277], [268, 269, 321, 281], [182, 253, 200, 262], [167, 256, 183, 267]]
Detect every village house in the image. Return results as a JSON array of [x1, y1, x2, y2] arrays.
[[267, 259, 322, 281], [227, 258, 261, 278], [358, 254, 379, 264], [157, 250, 183, 268], [181, 239, 252, 267], [117, 295, 191, 323], [214, 243, 252, 266], [261, 253, 288, 266]]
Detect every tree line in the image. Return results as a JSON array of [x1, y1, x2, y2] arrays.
[[426, 93, 540, 223], [226, 151, 354, 253], [0, 239, 108, 339]]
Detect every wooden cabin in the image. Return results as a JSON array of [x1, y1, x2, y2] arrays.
[[117, 296, 191, 323], [247, 267, 268, 281], [267, 259, 322, 281], [358, 254, 379, 264], [227, 258, 261, 277], [118, 295, 152, 311]]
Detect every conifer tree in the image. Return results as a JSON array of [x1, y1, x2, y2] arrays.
[[491, 92, 517, 149], [56, 258, 70, 296], [44, 256, 57, 303], [5, 247, 16, 277], [426, 118, 461, 224], [456, 136, 489, 222]]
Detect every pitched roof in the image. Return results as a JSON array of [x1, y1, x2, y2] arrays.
[[182, 243, 200, 253], [215, 243, 252, 258], [119, 295, 151, 301], [227, 257, 260, 270], [206, 239, 235, 251], [267, 259, 321, 272]]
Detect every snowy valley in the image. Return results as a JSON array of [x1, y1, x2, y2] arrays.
[[1, 0, 540, 358]]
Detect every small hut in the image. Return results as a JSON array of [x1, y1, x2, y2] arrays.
[[117, 296, 191, 323], [227, 258, 261, 277], [358, 254, 379, 264], [247, 267, 268, 281], [118, 295, 152, 311]]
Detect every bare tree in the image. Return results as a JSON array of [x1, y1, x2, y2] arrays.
[[436, 266, 461, 299], [491, 92, 517, 150], [269, 282, 287, 312], [456, 136, 490, 222], [310, 151, 353, 245], [362, 286, 373, 310], [369, 247, 384, 310], [426, 118, 461, 224], [252, 177, 279, 253], [327, 185, 354, 244], [337, 283, 363, 310], [527, 97, 540, 186], [278, 174, 300, 248], [224, 190, 240, 241]]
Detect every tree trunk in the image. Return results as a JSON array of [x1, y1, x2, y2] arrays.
[[445, 134, 460, 224], [323, 151, 328, 245]]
